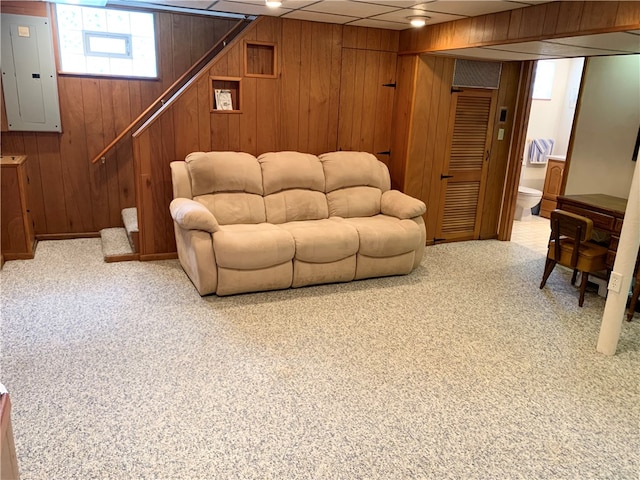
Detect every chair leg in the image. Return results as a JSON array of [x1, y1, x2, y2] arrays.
[[578, 271, 589, 307], [540, 258, 557, 289], [571, 269, 578, 285]]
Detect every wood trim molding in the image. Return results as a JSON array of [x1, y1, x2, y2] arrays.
[[140, 252, 178, 261], [399, 1, 640, 55], [497, 61, 535, 241], [36, 233, 100, 240]]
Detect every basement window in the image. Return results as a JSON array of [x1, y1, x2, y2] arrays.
[[55, 4, 157, 78]]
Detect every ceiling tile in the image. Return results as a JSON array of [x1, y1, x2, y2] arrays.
[[434, 48, 548, 61], [301, 0, 398, 17], [281, 9, 358, 24], [350, 0, 429, 7], [209, 0, 288, 15], [418, 1, 524, 16], [144, 0, 215, 7], [371, 8, 461, 25], [348, 18, 409, 30], [546, 32, 640, 54], [487, 41, 620, 57]]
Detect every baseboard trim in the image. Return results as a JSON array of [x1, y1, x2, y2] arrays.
[[104, 253, 140, 263], [2, 252, 35, 261], [140, 253, 178, 261], [36, 232, 100, 240]]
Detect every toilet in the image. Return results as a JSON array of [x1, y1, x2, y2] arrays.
[[515, 186, 543, 221]]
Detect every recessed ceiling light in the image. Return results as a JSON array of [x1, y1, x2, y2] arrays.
[[408, 16, 429, 28], [266, 0, 282, 7]]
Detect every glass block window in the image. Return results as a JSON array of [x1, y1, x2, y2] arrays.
[[56, 4, 157, 78]]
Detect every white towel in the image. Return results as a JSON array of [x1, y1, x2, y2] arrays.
[[528, 138, 554, 164]]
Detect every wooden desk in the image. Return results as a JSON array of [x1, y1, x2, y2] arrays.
[[557, 194, 639, 321], [556, 194, 627, 269]]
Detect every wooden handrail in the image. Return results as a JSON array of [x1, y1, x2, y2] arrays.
[[91, 18, 252, 164]]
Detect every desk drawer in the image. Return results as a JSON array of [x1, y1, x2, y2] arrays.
[[610, 235, 619, 251], [561, 205, 615, 231], [614, 218, 623, 234]]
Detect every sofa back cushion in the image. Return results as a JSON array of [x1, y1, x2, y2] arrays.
[[259, 152, 328, 223], [320, 152, 390, 218], [186, 151, 266, 225]]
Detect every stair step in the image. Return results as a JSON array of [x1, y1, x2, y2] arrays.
[[121, 207, 139, 253], [122, 207, 138, 234], [100, 227, 134, 258]]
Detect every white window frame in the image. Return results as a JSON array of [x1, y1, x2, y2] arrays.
[[83, 31, 132, 59]]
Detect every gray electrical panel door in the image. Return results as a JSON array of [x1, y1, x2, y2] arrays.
[[1, 13, 62, 132]]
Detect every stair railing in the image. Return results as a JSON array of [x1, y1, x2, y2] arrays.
[[90, 16, 254, 164]]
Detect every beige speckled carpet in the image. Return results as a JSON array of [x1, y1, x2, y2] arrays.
[[1, 238, 638, 479]]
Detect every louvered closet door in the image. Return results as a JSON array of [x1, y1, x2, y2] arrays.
[[435, 89, 497, 242]]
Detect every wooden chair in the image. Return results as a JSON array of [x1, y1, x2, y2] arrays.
[[540, 209, 609, 307]]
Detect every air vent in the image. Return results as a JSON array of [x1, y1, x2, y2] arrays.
[[453, 59, 502, 89]]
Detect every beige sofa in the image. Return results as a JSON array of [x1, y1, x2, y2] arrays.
[[169, 151, 426, 296]]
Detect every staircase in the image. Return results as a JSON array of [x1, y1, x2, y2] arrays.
[[99, 207, 139, 262]]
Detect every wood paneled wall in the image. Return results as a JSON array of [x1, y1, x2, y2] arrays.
[[400, 1, 640, 54], [0, 1, 237, 235], [133, 16, 400, 257]]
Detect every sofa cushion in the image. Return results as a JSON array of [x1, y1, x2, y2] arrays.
[[213, 224, 294, 270], [343, 215, 421, 257], [185, 151, 263, 196], [326, 186, 381, 218], [280, 219, 359, 263], [258, 152, 325, 195], [264, 190, 328, 224], [195, 193, 266, 225], [320, 151, 390, 193]]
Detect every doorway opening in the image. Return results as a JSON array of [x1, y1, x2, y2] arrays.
[[510, 57, 585, 254]]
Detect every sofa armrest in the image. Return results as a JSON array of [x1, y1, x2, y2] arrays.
[[381, 190, 426, 219], [170, 198, 219, 233]]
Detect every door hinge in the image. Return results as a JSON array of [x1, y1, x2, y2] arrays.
[[440, 174, 454, 180], [382, 83, 396, 88], [377, 150, 391, 156]]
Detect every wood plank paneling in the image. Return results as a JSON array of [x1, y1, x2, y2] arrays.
[[0, 9, 236, 238], [389, 55, 417, 190], [82, 79, 110, 230], [279, 19, 302, 151], [36, 134, 67, 234], [58, 76, 93, 232], [21, 132, 47, 233], [0, 0, 47, 17]]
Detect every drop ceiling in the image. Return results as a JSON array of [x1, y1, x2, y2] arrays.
[[114, 0, 553, 30], [106, 0, 640, 60]]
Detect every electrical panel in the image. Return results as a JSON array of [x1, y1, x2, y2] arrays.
[[1, 13, 62, 132]]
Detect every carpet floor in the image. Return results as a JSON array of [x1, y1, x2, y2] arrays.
[[1, 238, 638, 479]]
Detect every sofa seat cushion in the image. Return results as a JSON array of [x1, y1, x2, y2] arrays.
[[280, 219, 359, 263], [213, 223, 294, 270], [343, 215, 422, 257]]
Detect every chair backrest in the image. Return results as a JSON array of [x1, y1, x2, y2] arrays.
[[550, 209, 594, 268], [550, 209, 593, 242]]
